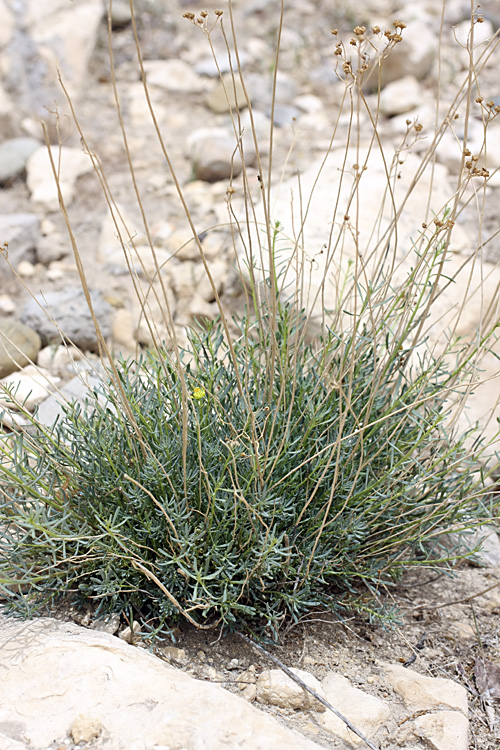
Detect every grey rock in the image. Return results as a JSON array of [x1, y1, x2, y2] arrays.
[[0, 213, 40, 265], [189, 128, 257, 182], [110, 0, 132, 28], [0, 138, 40, 183], [206, 73, 248, 114], [20, 287, 112, 351], [0, 319, 41, 378]]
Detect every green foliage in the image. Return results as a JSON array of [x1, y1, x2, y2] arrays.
[[0, 294, 496, 637]]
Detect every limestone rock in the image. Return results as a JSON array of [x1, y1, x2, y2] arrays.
[[34, 373, 103, 428], [0, 213, 40, 265], [0, 138, 40, 184], [26, 146, 93, 212], [36, 344, 84, 377], [413, 710, 469, 750], [256, 668, 326, 711], [110, 0, 132, 29], [379, 19, 439, 85], [21, 287, 112, 350], [383, 663, 468, 713], [0, 319, 42, 378], [70, 714, 104, 744], [189, 127, 257, 182], [0, 618, 324, 750], [0, 365, 60, 412], [143, 59, 206, 94], [380, 75, 424, 116], [206, 73, 248, 114], [319, 673, 391, 748]]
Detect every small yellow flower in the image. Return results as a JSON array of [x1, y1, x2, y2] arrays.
[[192, 387, 206, 400]]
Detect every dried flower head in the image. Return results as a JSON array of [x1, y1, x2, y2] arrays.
[[372, 25, 381, 34], [353, 26, 366, 36], [331, 28, 338, 35], [183, 11, 195, 20], [214, 9, 223, 16], [393, 20, 407, 29]]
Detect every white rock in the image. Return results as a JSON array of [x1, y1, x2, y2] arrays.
[[26, 146, 93, 211], [378, 19, 439, 85], [380, 76, 424, 116], [24, 0, 103, 100], [97, 204, 149, 272], [0, 365, 60, 412], [36, 344, 84, 377], [0, 618, 324, 750], [0, 0, 14, 48], [16, 260, 36, 278], [0, 295, 15, 314], [453, 18, 494, 50], [256, 668, 326, 711], [70, 714, 104, 744], [143, 59, 207, 93], [319, 673, 391, 748], [383, 663, 468, 713], [413, 710, 469, 750]]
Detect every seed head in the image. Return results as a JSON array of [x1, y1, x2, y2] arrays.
[[393, 20, 407, 29], [331, 28, 338, 35], [183, 12, 195, 20], [372, 25, 381, 34], [214, 9, 223, 16], [353, 26, 366, 36]]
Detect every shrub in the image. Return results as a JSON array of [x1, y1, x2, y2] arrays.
[[1, 4, 499, 638]]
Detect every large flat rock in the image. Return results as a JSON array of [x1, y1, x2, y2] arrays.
[[0, 617, 322, 750]]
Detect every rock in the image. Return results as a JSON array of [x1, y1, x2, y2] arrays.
[[36, 344, 84, 377], [16, 260, 36, 278], [380, 75, 424, 116], [111, 308, 137, 353], [0, 213, 40, 265], [21, 287, 112, 350], [319, 673, 391, 748], [0, 138, 41, 183], [143, 59, 206, 93], [26, 146, 93, 212], [70, 714, 104, 744], [97, 205, 149, 273], [189, 127, 257, 182], [0, 83, 15, 139], [413, 710, 469, 750], [378, 19, 439, 85], [0, 365, 60, 413], [119, 622, 141, 644], [206, 72, 248, 113], [462, 526, 500, 567], [0, 1, 102, 136], [256, 668, 326, 711], [0, 618, 324, 750], [161, 647, 188, 665], [90, 614, 121, 635], [383, 663, 468, 713], [195, 53, 249, 78], [453, 18, 494, 50], [0, 296, 15, 314], [0, 319, 42, 378], [110, 0, 132, 29], [34, 373, 103, 428]]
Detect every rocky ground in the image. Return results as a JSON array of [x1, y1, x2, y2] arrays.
[[1, 1, 500, 749]]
